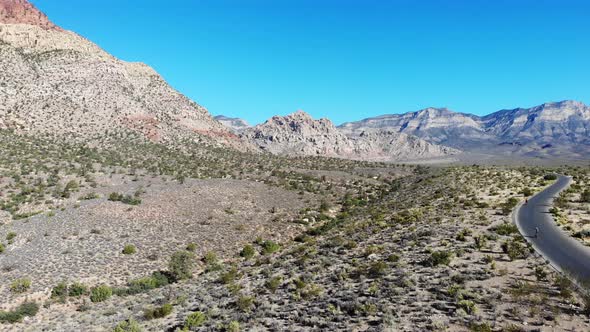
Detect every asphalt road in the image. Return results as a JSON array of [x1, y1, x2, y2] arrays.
[[514, 175, 590, 282]]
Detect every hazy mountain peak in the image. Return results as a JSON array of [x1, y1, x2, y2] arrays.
[[214, 115, 251, 133], [0, 0, 61, 31]]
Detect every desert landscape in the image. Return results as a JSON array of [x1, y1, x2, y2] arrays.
[[1, 0, 590, 331]]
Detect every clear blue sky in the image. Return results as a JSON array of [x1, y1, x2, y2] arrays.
[[33, 0, 589, 125]]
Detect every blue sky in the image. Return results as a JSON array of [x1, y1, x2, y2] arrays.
[[32, 0, 589, 125]]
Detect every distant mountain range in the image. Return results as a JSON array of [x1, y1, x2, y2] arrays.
[[338, 100, 590, 159], [214, 115, 251, 133], [216, 100, 590, 161], [1, 0, 588, 162], [239, 111, 458, 161]]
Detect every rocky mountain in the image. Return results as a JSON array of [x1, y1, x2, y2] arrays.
[[241, 111, 458, 161], [0, 0, 238, 147], [338, 101, 590, 158], [0, 0, 60, 30], [483, 100, 590, 144], [214, 115, 251, 133], [339, 107, 492, 147]]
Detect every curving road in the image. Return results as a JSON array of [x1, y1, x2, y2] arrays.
[[514, 175, 590, 282]]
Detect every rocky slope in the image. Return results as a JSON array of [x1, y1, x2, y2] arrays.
[[339, 101, 590, 158], [214, 115, 251, 133], [241, 111, 458, 161], [0, 0, 60, 30], [0, 0, 238, 147]]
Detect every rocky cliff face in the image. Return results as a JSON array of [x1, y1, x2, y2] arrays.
[[339, 101, 590, 157], [0, 0, 60, 30], [483, 101, 590, 143], [339, 107, 492, 147], [214, 115, 251, 133], [0, 0, 240, 147], [241, 111, 459, 161]]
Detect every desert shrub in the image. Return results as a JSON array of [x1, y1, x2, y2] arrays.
[[237, 295, 255, 312], [553, 275, 573, 299], [69, 282, 88, 297], [387, 254, 400, 262], [113, 318, 142, 332], [456, 228, 471, 241], [15, 302, 39, 317], [368, 261, 388, 277], [0, 311, 22, 324], [582, 190, 590, 203], [501, 240, 529, 261], [470, 322, 492, 332], [202, 251, 218, 265], [51, 282, 68, 299], [81, 192, 100, 200], [0, 243, 4, 254], [10, 278, 31, 293], [521, 187, 533, 197], [169, 251, 195, 281], [0, 301, 39, 323], [184, 311, 207, 329], [122, 244, 137, 255], [125, 272, 170, 295], [493, 223, 518, 235], [186, 243, 197, 252], [144, 303, 173, 320], [121, 195, 141, 205], [266, 276, 283, 293], [457, 299, 476, 314], [220, 266, 240, 284], [474, 235, 487, 250], [109, 192, 141, 205], [534, 267, 547, 281], [6, 232, 16, 241], [240, 244, 255, 260], [90, 285, 113, 303], [261, 240, 280, 255], [544, 174, 557, 180], [501, 197, 520, 215], [226, 321, 240, 332], [426, 251, 452, 267], [108, 192, 123, 201]]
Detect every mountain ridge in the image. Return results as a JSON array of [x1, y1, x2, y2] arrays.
[[337, 100, 590, 158], [0, 0, 248, 150], [240, 111, 459, 161]]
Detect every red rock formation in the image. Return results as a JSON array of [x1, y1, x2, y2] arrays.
[[0, 0, 61, 30]]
